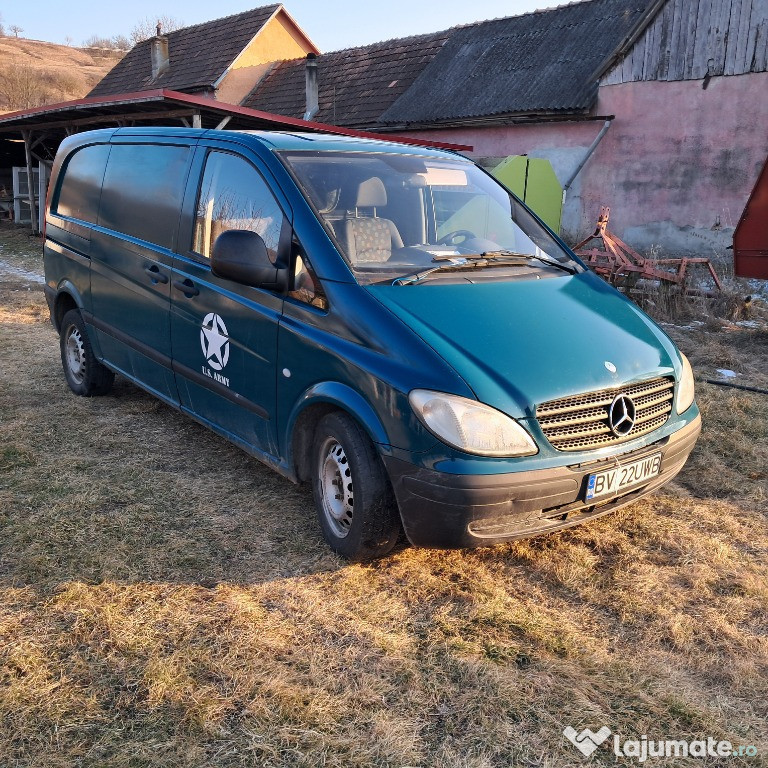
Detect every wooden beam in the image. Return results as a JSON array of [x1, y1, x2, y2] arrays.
[[215, 116, 232, 130], [31, 151, 53, 169], [30, 134, 48, 150], [21, 130, 38, 235], [192, 112, 202, 129], [0, 109, 198, 135]]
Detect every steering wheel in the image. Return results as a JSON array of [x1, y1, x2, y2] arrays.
[[436, 229, 476, 246]]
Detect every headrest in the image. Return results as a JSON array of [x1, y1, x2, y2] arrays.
[[356, 177, 387, 207]]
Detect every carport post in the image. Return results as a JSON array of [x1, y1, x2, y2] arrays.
[[21, 130, 38, 235]]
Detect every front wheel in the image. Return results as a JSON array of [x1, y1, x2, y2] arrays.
[[59, 309, 115, 396], [311, 412, 401, 561]]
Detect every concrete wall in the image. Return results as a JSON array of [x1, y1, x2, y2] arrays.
[[400, 71, 768, 255]]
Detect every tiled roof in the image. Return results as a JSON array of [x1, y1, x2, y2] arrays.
[[380, 0, 652, 124], [88, 5, 280, 97], [242, 31, 450, 127]]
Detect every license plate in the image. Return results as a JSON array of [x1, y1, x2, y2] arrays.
[[585, 453, 662, 502]]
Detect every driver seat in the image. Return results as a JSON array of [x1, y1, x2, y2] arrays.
[[343, 178, 403, 262]]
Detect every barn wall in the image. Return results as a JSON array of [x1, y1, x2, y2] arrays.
[[398, 71, 768, 254], [602, 0, 768, 83], [583, 73, 768, 253]]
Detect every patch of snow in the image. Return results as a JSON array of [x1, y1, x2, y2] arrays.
[[660, 322, 696, 330], [0, 259, 45, 285], [747, 278, 768, 300], [716, 369, 738, 378]]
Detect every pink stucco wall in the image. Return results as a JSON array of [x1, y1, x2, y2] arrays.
[[400, 120, 603, 157], [400, 72, 768, 254]]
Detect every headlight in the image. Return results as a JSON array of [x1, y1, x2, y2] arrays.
[[676, 353, 695, 414], [409, 390, 538, 457]]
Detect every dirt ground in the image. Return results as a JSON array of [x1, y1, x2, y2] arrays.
[[0, 222, 766, 767]]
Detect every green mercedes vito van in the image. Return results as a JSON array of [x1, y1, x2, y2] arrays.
[[44, 128, 700, 561]]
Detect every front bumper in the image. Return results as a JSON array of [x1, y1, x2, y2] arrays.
[[384, 414, 701, 548]]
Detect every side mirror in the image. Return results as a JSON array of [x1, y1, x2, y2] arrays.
[[211, 230, 287, 290]]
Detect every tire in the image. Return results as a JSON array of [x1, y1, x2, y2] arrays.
[[311, 412, 401, 561], [59, 309, 115, 397]]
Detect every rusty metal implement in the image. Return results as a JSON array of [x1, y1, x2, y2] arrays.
[[574, 207, 722, 295]]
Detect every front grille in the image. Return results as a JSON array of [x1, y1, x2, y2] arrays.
[[536, 376, 675, 452]]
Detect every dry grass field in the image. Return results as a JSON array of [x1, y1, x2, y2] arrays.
[[0, 37, 121, 113], [0, 222, 766, 767]]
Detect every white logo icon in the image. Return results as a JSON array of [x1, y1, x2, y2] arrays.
[[200, 313, 230, 371], [604, 360, 617, 373], [564, 726, 612, 757]]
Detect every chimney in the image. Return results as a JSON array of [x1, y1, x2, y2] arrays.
[[150, 22, 170, 80], [304, 53, 319, 121]]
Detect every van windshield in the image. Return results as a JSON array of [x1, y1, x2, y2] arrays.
[[279, 150, 579, 285]]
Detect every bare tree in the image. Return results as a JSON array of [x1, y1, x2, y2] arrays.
[[0, 12, 5, 37], [130, 15, 183, 45], [64, 35, 74, 46], [83, 34, 130, 51], [9, 25, 23, 38]]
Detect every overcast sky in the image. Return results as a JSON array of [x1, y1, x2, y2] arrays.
[[7, 0, 576, 51]]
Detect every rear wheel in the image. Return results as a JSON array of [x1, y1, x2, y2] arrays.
[[311, 412, 401, 561], [59, 309, 114, 396]]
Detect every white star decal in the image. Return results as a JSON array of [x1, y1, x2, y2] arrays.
[[200, 313, 230, 371]]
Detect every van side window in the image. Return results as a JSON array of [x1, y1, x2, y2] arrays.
[[53, 144, 111, 223], [288, 252, 328, 310], [98, 144, 190, 249], [193, 152, 284, 262]]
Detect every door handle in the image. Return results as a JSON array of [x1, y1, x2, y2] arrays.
[[172, 278, 199, 297], [144, 264, 169, 284]]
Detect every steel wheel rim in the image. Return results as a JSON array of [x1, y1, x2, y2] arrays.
[[65, 325, 86, 384], [319, 438, 354, 538]]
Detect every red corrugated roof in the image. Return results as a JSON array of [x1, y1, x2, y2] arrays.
[[0, 89, 472, 152]]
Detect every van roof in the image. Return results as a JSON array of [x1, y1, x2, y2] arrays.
[[226, 129, 463, 157], [69, 126, 467, 159]]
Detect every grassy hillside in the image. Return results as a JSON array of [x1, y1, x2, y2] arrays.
[[0, 36, 123, 113]]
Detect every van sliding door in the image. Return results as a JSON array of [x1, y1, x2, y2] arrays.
[[90, 139, 194, 404]]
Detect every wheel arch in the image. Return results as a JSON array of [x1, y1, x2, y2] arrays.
[[287, 382, 390, 483], [52, 281, 85, 332]]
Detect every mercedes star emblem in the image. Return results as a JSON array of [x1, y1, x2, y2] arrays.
[[608, 394, 636, 436]]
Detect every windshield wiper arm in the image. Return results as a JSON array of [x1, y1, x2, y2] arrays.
[[392, 256, 529, 286], [392, 250, 577, 286], [479, 250, 578, 275]]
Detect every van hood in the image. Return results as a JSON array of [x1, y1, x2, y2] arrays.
[[367, 271, 681, 419]]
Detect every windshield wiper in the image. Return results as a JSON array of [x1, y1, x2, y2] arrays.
[[477, 250, 578, 275], [392, 256, 531, 286], [392, 251, 577, 285]]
